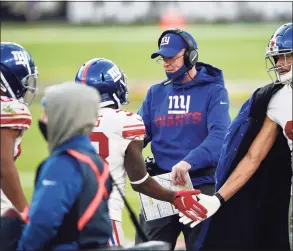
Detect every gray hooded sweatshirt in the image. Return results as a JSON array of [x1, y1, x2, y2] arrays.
[[43, 82, 100, 152]]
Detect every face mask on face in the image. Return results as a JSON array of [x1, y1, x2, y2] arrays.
[[165, 64, 189, 84], [38, 120, 48, 141]]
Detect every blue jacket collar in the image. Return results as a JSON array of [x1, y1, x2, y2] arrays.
[[172, 62, 224, 89]]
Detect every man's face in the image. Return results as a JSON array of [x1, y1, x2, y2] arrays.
[[276, 53, 292, 75], [159, 49, 185, 73]]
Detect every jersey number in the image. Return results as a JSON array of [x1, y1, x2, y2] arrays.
[[90, 132, 109, 161], [285, 120, 293, 140]]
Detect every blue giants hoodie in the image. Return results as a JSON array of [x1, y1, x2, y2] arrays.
[[138, 62, 231, 186]]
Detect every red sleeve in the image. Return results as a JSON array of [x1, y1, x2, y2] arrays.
[[1, 113, 32, 130]]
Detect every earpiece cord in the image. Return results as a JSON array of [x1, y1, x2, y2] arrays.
[[187, 70, 196, 83], [163, 65, 194, 86]]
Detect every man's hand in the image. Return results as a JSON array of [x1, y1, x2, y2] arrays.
[[179, 193, 221, 228], [172, 190, 208, 222], [171, 161, 191, 185]]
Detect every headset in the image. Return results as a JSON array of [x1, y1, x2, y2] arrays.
[[158, 28, 198, 70]]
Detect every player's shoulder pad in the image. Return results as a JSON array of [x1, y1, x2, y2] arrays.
[[1, 96, 32, 130], [117, 109, 146, 140]]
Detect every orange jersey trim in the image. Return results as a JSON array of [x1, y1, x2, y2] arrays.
[[122, 128, 145, 138], [0, 118, 32, 127], [112, 220, 121, 246], [123, 124, 144, 129]]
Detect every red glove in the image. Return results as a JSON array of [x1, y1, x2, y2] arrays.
[[172, 190, 207, 222]]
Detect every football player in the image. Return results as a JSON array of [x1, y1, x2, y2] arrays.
[[0, 42, 38, 215], [75, 58, 207, 246], [179, 23, 293, 250]]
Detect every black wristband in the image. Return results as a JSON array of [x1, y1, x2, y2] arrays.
[[215, 192, 225, 206]]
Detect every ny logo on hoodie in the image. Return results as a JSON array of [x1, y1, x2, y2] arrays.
[[168, 95, 190, 114]]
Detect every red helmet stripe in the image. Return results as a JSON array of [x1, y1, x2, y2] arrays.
[[81, 59, 95, 84]]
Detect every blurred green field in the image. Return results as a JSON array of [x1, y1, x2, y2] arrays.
[[1, 23, 283, 82], [3, 23, 279, 241]]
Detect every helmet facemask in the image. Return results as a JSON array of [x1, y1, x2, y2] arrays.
[[21, 67, 38, 106], [0, 63, 38, 106], [266, 48, 292, 87], [117, 71, 129, 106]]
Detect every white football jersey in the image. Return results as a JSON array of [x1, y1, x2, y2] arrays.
[[90, 108, 145, 221], [0, 96, 32, 214], [267, 84, 292, 153], [267, 84, 293, 195]]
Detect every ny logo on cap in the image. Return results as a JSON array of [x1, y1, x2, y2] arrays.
[[161, 36, 170, 46]]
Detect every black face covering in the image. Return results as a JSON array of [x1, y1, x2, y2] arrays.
[[38, 120, 48, 141]]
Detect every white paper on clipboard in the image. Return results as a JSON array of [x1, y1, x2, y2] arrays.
[[138, 172, 193, 221]]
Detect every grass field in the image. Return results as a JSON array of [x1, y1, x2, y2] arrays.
[[2, 22, 280, 240], [1, 22, 283, 82]]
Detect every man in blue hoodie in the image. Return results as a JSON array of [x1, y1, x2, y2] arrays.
[[135, 28, 231, 250]]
